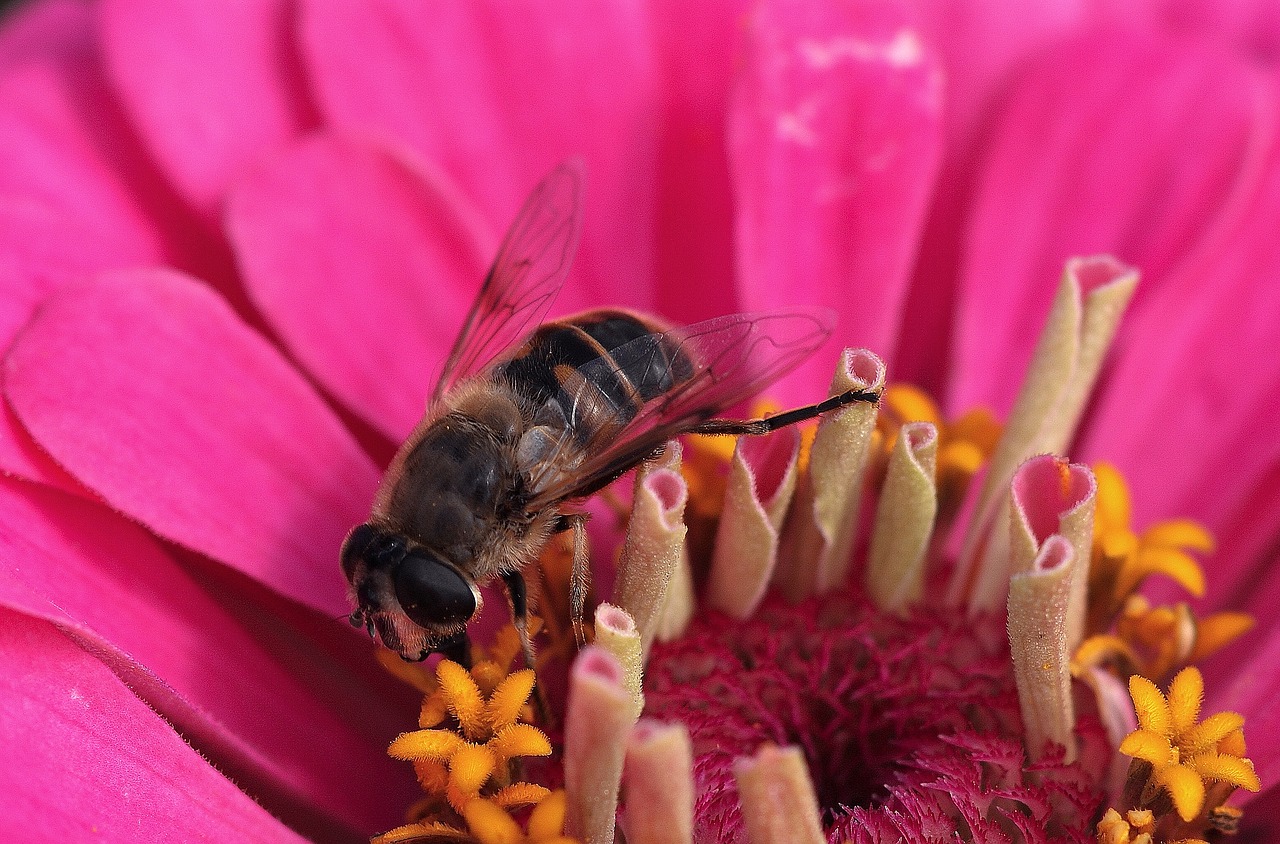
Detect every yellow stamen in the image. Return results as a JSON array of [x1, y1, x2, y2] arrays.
[[1072, 634, 1138, 675], [485, 669, 537, 731], [527, 790, 568, 841], [1113, 547, 1206, 601], [419, 692, 450, 729], [1187, 612, 1255, 664], [489, 723, 553, 763], [1129, 675, 1172, 735], [1217, 728, 1247, 757], [1191, 753, 1261, 791], [389, 730, 465, 761], [1181, 712, 1245, 755], [1155, 763, 1205, 822], [1078, 463, 1251, 682], [1167, 668, 1203, 736], [373, 821, 475, 843], [462, 798, 524, 844], [449, 743, 498, 794], [1142, 519, 1214, 553], [493, 782, 551, 808], [1119, 730, 1177, 768], [1087, 462, 1214, 621], [413, 759, 450, 793], [680, 433, 732, 522], [1096, 807, 1165, 843], [1092, 462, 1132, 534], [471, 660, 509, 697], [380, 647, 569, 842], [1117, 667, 1259, 828], [438, 660, 488, 741]]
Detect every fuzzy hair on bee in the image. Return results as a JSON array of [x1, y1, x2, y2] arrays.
[[340, 160, 880, 671]]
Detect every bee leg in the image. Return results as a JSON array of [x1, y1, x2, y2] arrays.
[[435, 630, 472, 669], [501, 570, 551, 724], [565, 514, 593, 648], [690, 386, 881, 436], [501, 569, 538, 672]]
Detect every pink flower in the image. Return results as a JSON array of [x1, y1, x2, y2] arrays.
[[1, 0, 1278, 841]]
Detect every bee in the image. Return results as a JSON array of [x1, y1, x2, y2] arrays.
[[340, 161, 880, 667]]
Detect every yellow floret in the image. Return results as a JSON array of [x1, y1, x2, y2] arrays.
[[438, 659, 488, 740], [489, 723, 553, 763], [463, 798, 524, 844], [388, 729, 465, 761], [485, 669, 537, 730]]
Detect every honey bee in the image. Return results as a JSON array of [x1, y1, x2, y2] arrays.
[[340, 161, 880, 667]]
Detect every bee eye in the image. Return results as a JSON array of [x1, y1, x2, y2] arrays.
[[393, 553, 477, 629], [340, 522, 378, 580]]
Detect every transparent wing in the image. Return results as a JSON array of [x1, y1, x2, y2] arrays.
[[432, 160, 585, 404], [523, 308, 834, 507]]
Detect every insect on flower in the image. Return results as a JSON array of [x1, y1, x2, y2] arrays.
[[340, 160, 880, 670]]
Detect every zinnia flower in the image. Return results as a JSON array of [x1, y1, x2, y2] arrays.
[[1, 1, 1278, 843]]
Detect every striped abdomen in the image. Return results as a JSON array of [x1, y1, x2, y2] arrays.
[[497, 310, 694, 440]]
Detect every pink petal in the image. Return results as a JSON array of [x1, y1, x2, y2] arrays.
[[4, 268, 379, 618], [892, 0, 1087, 390], [1238, 785, 1280, 840], [0, 609, 306, 844], [947, 32, 1273, 417], [300, 0, 659, 316], [99, 0, 314, 213], [0, 476, 419, 838], [729, 0, 943, 405], [227, 133, 491, 440], [1075, 118, 1280, 612], [0, 6, 173, 486], [649, 0, 751, 323], [1204, 617, 1280, 803], [1097, 0, 1280, 65], [0, 0, 91, 72]]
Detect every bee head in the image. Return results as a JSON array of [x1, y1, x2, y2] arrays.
[[340, 522, 482, 660]]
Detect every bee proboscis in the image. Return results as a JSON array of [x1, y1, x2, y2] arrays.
[[340, 160, 880, 669]]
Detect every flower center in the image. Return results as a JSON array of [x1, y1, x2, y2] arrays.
[[643, 587, 1110, 841]]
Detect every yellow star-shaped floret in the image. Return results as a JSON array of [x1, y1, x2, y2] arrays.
[[1095, 806, 1209, 844], [1119, 667, 1260, 823], [388, 660, 552, 812], [1091, 463, 1212, 607], [373, 789, 578, 844], [1076, 464, 1253, 678]]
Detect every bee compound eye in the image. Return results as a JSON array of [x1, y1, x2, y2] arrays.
[[393, 553, 477, 629], [340, 523, 378, 579]]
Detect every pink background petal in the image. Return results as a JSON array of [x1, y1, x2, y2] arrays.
[[1098, 0, 1280, 65], [1204, 615, 1280, 808], [893, 0, 1087, 391], [0, 0, 91, 72], [0, 608, 307, 844], [946, 32, 1273, 417], [1076, 124, 1280, 620], [99, 0, 314, 213], [650, 0, 750, 324], [730, 0, 943, 405], [300, 0, 659, 317], [228, 133, 491, 440], [0, 5, 164, 485], [0, 476, 420, 839], [0, 0, 258, 487], [4, 268, 379, 619]]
